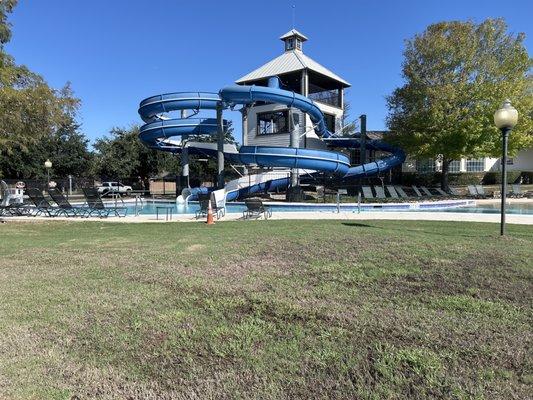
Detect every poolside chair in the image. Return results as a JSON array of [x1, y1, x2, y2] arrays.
[[420, 186, 433, 196], [25, 188, 66, 217], [467, 185, 478, 198], [386, 185, 399, 199], [449, 187, 461, 196], [374, 186, 386, 199], [435, 188, 447, 196], [510, 184, 524, 198], [195, 194, 209, 219], [475, 185, 490, 199], [316, 186, 325, 203], [47, 188, 88, 216], [195, 193, 224, 220], [243, 199, 272, 220], [411, 186, 423, 197], [211, 189, 226, 218], [395, 186, 409, 199], [81, 187, 127, 218], [361, 186, 374, 199]]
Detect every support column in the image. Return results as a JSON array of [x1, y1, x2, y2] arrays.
[[241, 105, 249, 175], [300, 69, 308, 148], [500, 128, 509, 236], [180, 110, 189, 192], [289, 107, 299, 188], [359, 114, 367, 196], [216, 105, 225, 189]]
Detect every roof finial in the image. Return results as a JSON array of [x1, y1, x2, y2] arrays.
[[292, 5, 295, 29]]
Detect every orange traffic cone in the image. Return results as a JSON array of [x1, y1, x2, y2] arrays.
[[206, 199, 215, 225]]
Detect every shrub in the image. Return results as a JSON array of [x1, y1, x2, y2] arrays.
[[482, 171, 522, 184]]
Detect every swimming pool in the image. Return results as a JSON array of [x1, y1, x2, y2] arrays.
[[115, 199, 533, 216], [432, 202, 533, 214]]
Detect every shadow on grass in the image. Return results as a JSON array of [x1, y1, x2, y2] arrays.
[[341, 220, 507, 239], [341, 222, 375, 228]]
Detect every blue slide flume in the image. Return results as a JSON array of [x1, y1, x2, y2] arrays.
[[138, 78, 406, 200]]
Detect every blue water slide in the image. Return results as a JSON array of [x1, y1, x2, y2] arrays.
[[138, 80, 406, 200], [238, 146, 350, 174]]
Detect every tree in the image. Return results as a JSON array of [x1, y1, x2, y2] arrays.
[[0, 0, 17, 45], [340, 98, 358, 137], [387, 19, 533, 189], [0, 1, 79, 168], [0, 117, 92, 179], [91, 126, 178, 181], [187, 120, 237, 144]]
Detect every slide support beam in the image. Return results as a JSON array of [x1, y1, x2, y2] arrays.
[[217, 105, 225, 189], [289, 108, 299, 187]]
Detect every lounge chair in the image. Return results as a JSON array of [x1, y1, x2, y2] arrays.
[[510, 184, 524, 198], [195, 194, 209, 219], [467, 185, 478, 197], [25, 188, 67, 217], [411, 186, 423, 197], [395, 186, 409, 198], [449, 187, 461, 196], [195, 191, 225, 219], [374, 186, 386, 199], [475, 185, 489, 199], [361, 186, 373, 199], [386, 185, 399, 199], [420, 186, 433, 196], [435, 188, 447, 196], [243, 199, 272, 220], [316, 186, 325, 203], [82, 187, 127, 218], [48, 188, 88, 216], [211, 189, 226, 218]]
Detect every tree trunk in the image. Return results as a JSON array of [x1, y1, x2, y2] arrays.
[[441, 157, 450, 192]]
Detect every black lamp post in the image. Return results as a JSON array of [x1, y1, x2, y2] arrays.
[[44, 159, 52, 188], [493, 99, 518, 236]]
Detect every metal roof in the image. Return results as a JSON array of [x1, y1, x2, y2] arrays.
[[279, 29, 308, 41], [235, 50, 350, 87]]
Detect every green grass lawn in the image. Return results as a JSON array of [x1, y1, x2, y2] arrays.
[[0, 220, 531, 399]]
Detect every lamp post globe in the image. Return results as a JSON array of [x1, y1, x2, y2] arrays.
[[494, 99, 518, 236], [44, 159, 52, 188], [494, 99, 518, 130]]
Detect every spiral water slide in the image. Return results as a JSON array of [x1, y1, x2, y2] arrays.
[[138, 79, 405, 201]]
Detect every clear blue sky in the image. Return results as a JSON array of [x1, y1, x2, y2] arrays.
[[5, 0, 532, 144]]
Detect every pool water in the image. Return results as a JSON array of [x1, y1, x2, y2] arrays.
[[434, 202, 533, 215], [122, 200, 533, 216]]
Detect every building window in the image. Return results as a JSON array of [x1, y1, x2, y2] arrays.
[[416, 159, 435, 173], [295, 38, 301, 50], [285, 39, 294, 51], [466, 158, 484, 172], [257, 111, 289, 135], [323, 113, 335, 133], [448, 160, 461, 173]]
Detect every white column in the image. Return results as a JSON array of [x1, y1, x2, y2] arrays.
[[217, 105, 225, 188], [180, 110, 189, 188], [242, 105, 249, 175]]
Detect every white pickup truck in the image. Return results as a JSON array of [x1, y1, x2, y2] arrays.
[[97, 182, 132, 196]]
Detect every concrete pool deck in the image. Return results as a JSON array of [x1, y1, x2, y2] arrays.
[[3, 210, 533, 225], [2, 199, 532, 224]]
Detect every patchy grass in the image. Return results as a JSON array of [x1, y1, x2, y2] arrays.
[[0, 220, 531, 399]]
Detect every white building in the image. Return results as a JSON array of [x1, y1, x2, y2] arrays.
[[402, 149, 533, 174], [235, 29, 350, 150]]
